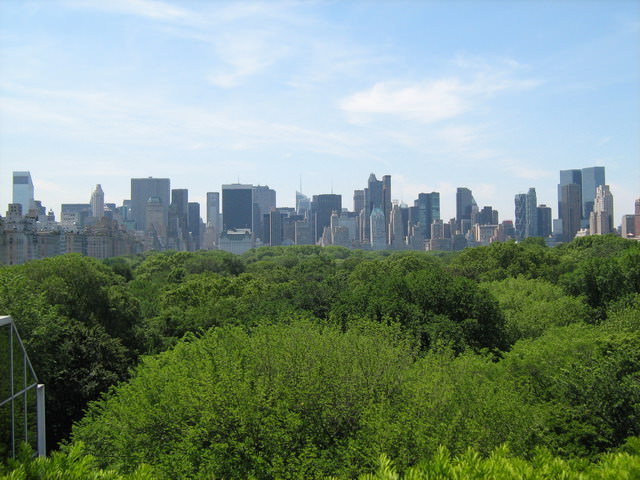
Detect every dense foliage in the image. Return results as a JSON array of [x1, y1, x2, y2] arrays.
[[1, 236, 639, 477]]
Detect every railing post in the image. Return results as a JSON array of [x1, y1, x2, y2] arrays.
[[36, 384, 46, 457]]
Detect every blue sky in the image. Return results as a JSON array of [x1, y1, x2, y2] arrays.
[[1, 0, 639, 222]]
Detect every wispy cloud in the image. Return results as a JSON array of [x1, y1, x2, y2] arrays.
[[63, 0, 195, 22], [0, 81, 364, 160], [340, 57, 540, 124], [207, 31, 291, 87]]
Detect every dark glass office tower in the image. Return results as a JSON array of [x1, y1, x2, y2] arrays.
[[456, 187, 476, 230], [171, 189, 189, 232], [413, 192, 440, 238], [188, 201, 201, 249], [222, 184, 253, 231], [537, 205, 552, 238], [559, 183, 582, 242]]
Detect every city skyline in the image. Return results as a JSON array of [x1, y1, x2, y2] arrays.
[[3, 168, 636, 228], [1, 1, 639, 219]]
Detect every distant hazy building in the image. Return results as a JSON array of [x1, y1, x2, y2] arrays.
[[382, 175, 392, 236], [60, 204, 91, 230], [389, 202, 405, 248], [131, 177, 170, 231], [145, 197, 167, 250], [353, 190, 365, 214], [252, 185, 276, 240], [12, 171, 35, 215], [171, 189, 189, 232], [474, 206, 498, 226], [206, 192, 221, 233], [525, 188, 538, 237], [266, 208, 284, 246], [294, 219, 313, 245], [514, 193, 527, 240], [90, 184, 104, 220], [311, 194, 342, 242], [188, 201, 201, 250], [515, 188, 539, 239], [296, 191, 311, 217]]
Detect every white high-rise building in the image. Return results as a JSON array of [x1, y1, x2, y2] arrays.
[[90, 184, 105, 220], [370, 207, 386, 250], [206, 192, 221, 233], [389, 202, 405, 248], [12, 171, 34, 215], [589, 185, 614, 235]]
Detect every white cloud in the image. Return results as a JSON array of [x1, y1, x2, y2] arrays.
[[340, 79, 468, 124], [340, 57, 540, 124]]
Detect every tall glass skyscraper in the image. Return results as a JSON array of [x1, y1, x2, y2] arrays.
[[581, 166, 605, 226], [222, 184, 253, 231], [456, 187, 477, 230], [12, 171, 34, 215]]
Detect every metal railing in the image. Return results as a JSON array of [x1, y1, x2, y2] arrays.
[[0, 315, 45, 458]]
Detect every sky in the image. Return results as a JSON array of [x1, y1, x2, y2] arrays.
[[1, 0, 639, 223]]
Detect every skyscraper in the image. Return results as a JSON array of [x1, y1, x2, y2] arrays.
[[145, 196, 167, 249], [514, 193, 527, 241], [311, 194, 342, 241], [382, 175, 392, 232], [90, 184, 104, 220], [131, 177, 170, 231], [559, 183, 582, 242], [252, 185, 276, 240], [558, 170, 582, 242], [188, 201, 201, 250], [370, 207, 386, 250], [456, 187, 477, 231], [12, 171, 34, 215], [206, 192, 221, 232], [581, 166, 605, 226], [353, 190, 365, 214], [296, 191, 311, 217], [389, 202, 405, 248], [413, 192, 440, 238], [222, 184, 253, 231], [589, 184, 613, 235], [537, 205, 552, 238], [171, 189, 189, 232], [366, 173, 383, 212], [525, 188, 538, 238]]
